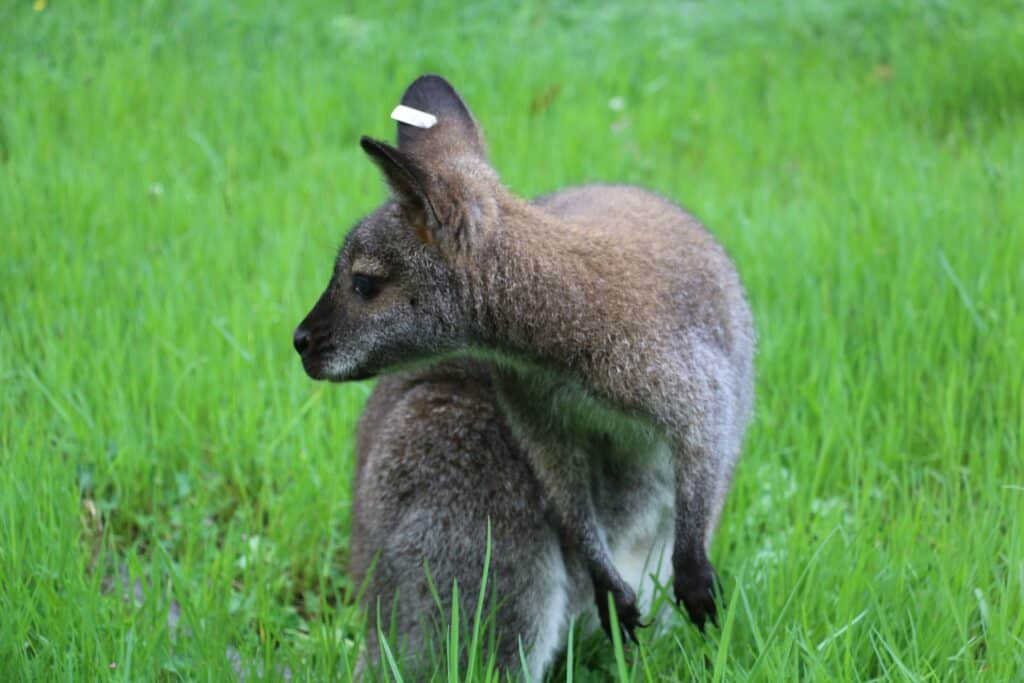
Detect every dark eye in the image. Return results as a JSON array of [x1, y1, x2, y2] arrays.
[[352, 273, 378, 299]]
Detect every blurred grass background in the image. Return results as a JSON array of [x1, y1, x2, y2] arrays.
[[1, 0, 1022, 680]]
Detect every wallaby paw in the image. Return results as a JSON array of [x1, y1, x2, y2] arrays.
[[673, 560, 721, 630], [595, 582, 647, 644]]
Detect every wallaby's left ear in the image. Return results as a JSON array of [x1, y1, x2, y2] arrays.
[[395, 75, 487, 162], [360, 136, 440, 237]]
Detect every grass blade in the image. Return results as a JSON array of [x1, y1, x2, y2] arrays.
[[607, 592, 630, 682], [377, 629, 406, 683]]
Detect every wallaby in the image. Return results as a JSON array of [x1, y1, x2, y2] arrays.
[[350, 358, 589, 680], [294, 74, 755, 639]]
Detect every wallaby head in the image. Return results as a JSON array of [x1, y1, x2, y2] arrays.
[[293, 75, 499, 381]]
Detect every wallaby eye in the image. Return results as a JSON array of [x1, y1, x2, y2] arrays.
[[352, 273, 378, 299]]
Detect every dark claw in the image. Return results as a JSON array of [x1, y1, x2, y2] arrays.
[[623, 615, 651, 644], [595, 583, 647, 645]]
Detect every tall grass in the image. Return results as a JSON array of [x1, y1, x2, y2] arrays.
[[2, 0, 1022, 679]]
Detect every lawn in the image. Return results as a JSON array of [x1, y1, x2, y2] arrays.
[[2, 0, 1022, 680]]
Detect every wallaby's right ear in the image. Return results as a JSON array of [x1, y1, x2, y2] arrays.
[[360, 136, 440, 238], [395, 75, 487, 162]]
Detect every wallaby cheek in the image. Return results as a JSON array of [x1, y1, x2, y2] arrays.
[[330, 314, 403, 380], [323, 335, 374, 381]]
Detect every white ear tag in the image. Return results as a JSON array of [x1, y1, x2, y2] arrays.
[[390, 105, 438, 129]]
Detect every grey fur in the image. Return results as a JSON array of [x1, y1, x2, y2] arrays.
[[351, 359, 588, 680], [351, 356, 675, 679], [295, 74, 755, 641]]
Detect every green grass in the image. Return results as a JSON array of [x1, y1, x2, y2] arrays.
[[2, 0, 1023, 679]]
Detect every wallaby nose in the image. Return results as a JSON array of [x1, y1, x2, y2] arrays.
[[293, 326, 312, 355]]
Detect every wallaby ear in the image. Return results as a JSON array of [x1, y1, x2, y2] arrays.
[[360, 136, 440, 239], [395, 75, 487, 162]]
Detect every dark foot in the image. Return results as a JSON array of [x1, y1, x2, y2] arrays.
[[593, 577, 647, 644], [673, 556, 721, 630]]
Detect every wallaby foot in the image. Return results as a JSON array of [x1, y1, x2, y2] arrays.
[[672, 552, 720, 630], [592, 571, 647, 643]]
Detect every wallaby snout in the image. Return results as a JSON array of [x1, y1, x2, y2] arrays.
[[293, 284, 345, 381], [294, 288, 331, 357]]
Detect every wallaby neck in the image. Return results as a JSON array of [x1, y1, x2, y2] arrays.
[[460, 194, 597, 371]]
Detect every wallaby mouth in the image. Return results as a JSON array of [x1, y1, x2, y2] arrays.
[[299, 355, 328, 381]]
